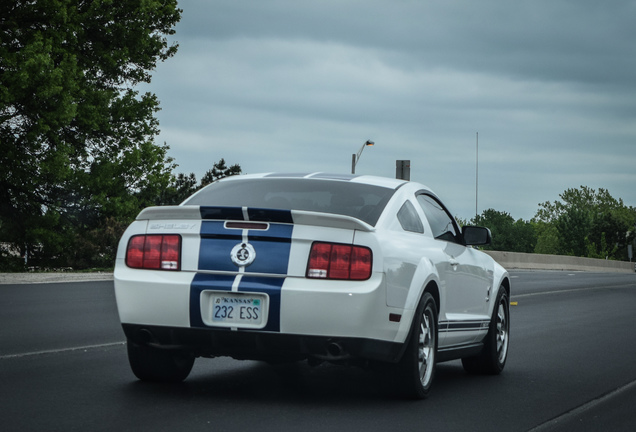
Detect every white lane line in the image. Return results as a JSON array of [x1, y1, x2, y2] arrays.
[[512, 283, 636, 299], [0, 341, 125, 360], [526, 379, 636, 432]]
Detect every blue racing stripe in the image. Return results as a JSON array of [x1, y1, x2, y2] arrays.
[[198, 220, 293, 274], [190, 274, 235, 328], [247, 208, 293, 223], [245, 224, 292, 275], [199, 206, 294, 224], [191, 211, 294, 332], [200, 206, 244, 220], [198, 221, 241, 272], [237, 276, 282, 332]]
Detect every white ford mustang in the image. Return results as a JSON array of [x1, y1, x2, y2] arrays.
[[114, 173, 510, 398]]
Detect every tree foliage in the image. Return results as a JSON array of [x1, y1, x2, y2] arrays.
[[1, 1, 632, 270], [0, 0, 181, 270], [200, 158, 242, 188], [533, 186, 635, 260], [467, 186, 635, 261], [472, 209, 536, 253], [158, 159, 243, 206]]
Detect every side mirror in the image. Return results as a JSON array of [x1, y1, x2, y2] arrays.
[[462, 226, 491, 246]]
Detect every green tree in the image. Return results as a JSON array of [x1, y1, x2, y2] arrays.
[[157, 172, 199, 206], [555, 206, 591, 256], [472, 209, 536, 253], [158, 159, 243, 206], [200, 158, 242, 187], [586, 207, 634, 260], [534, 186, 635, 260], [0, 0, 181, 269], [533, 222, 560, 255]]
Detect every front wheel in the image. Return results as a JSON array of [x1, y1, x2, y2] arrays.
[[127, 339, 195, 383], [462, 287, 510, 375], [394, 292, 438, 399]]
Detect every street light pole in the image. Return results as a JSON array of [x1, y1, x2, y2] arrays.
[[351, 140, 374, 174], [475, 132, 479, 220]]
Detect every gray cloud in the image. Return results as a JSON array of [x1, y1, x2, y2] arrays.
[[147, 0, 636, 220]]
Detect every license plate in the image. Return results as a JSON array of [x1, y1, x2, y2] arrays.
[[208, 293, 266, 328]]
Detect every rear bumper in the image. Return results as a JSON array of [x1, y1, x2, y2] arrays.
[[115, 266, 411, 359], [122, 323, 404, 363]]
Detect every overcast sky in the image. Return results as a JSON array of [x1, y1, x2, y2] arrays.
[[144, 0, 636, 221]]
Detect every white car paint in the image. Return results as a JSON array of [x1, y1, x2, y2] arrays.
[[115, 173, 509, 367]]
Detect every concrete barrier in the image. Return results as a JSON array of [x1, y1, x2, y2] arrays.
[[1, 251, 634, 285], [484, 250, 635, 274], [0, 272, 114, 284]]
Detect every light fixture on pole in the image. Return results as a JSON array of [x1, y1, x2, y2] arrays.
[[351, 140, 374, 174]]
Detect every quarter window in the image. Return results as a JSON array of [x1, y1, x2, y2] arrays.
[[397, 201, 424, 233], [417, 194, 459, 243]]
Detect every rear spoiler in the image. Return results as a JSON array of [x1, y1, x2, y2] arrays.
[[136, 206, 200, 220], [291, 210, 374, 232], [136, 206, 375, 233]]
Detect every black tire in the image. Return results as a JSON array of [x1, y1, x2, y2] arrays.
[[127, 339, 195, 383], [462, 287, 510, 375], [395, 292, 438, 399]]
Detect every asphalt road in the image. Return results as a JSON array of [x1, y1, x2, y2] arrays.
[[1, 271, 636, 431]]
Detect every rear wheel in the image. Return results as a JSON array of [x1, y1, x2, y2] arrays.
[[127, 339, 195, 383], [395, 292, 438, 399], [462, 287, 509, 374]]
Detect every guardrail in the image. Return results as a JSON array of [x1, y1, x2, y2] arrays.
[[484, 251, 635, 273]]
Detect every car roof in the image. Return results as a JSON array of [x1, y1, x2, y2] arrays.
[[218, 172, 413, 190]]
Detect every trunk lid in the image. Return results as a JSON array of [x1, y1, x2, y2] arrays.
[[135, 205, 374, 276]]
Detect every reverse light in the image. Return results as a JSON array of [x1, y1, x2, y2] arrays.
[[126, 235, 181, 270], [307, 242, 372, 280]]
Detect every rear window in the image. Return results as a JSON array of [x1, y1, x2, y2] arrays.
[[183, 178, 396, 226]]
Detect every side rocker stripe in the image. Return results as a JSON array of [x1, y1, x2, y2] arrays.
[[438, 320, 490, 333]]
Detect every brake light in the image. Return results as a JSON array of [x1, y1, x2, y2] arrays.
[[126, 235, 181, 270], [307, 242, 372, 280]]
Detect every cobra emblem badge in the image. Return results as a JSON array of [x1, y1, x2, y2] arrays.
[[231, 242, 256, 267]]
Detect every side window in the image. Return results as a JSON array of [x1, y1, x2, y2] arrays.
[[416, 194, 460, 243], [397, 201, 424, 233]]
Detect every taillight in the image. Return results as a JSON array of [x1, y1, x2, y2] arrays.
[[126, 235, 181, 270], [307, 242, 372, 280]]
